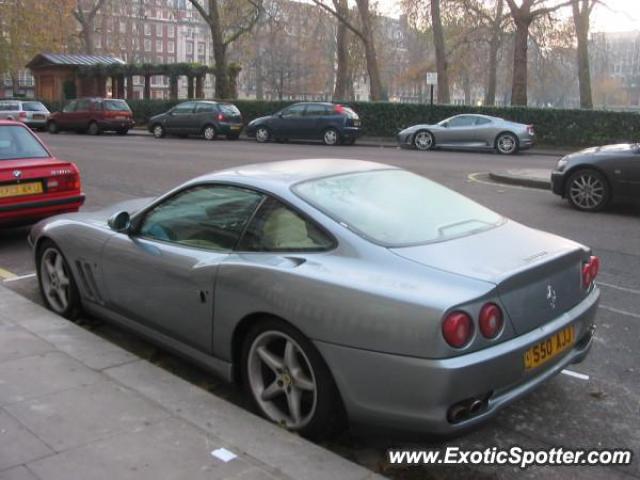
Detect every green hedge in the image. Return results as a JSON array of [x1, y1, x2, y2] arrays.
[[43, 99, 640, 147]]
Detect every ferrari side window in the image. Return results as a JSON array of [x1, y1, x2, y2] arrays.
[[238, 197, 334, 252], [139, 185, 263, 251]]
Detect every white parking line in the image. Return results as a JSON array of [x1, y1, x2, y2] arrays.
[[561, 369, 590, 381], [599, 305, 640, 319], [2, 273, 37, 283], [598, 281, 640, 296]]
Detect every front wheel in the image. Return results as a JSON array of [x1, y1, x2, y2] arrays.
[[496, 133, 518, 155], [566, 169, 610, 212], [255, 126, 271, 143], [322, 128, 340, 146], [37, 241, 81, 320], [87, 121, 100, 136], [413, 130, 434, 151], [242, 319, 344, 440]]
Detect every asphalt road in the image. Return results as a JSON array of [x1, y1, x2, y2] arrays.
[[1, 132, 639, 479]]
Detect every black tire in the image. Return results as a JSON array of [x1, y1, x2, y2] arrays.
[[227, 133, 240, 140], [495, 132, 519, 155], [203, 124, 217, 141], [47, 121, 59, 134], [152, 124, 166, 139], [36, 240, 81, 320], [255, 126, 271, 143], [566, 169, 611, 212], [87, 121, 100, 136], [322, 128, 340, 146], [241, 318, 345, 440], [413, 130, 435, 151], [116, 128, 129, 136]]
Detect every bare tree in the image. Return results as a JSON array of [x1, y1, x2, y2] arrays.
[[505, 0, 573, 105], [188, 0, 262, 99], [572, 0, 599, 108], [430, 0, 450, 103], [332, 0, 353, 100], [312, 0, 384, 100], [73, 0, 108, 54]]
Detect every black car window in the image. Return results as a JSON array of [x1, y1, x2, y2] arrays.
[[474, 117, 492, 125], [448, 116, 475, 127], [238, 197, 334, 252], [303, 104, 331, 117], [22, 102, 48, 112], [196, 103, 217, 113], [62, 101, 77, 113], [172, 102, 196, 114], [139, 185, 264, 252], [281, 105, 306, 118]]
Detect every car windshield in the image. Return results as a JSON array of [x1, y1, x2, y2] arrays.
[[0, 102, 20, 111], [0, 125, 50, 160], [22, 101, 48, 112], [294, 169, 503, 246], [103, 100, 131, 111], [219, 104, 240, 115]]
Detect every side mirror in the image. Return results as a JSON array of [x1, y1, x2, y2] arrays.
[[277, 112, 284, 118], [441, 122, 449, 128], [108, 211, 131, 233]]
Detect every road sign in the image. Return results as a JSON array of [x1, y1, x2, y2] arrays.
[[426, 72, 438, 85]]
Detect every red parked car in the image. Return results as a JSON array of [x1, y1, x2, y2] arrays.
[[0, 121, 84, 227], [47, 98, 134, 136]]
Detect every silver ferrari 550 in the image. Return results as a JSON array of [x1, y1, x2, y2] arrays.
[[30, 159, 599, 438], [397, 114, 535, 155]]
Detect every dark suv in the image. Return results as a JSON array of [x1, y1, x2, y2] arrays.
[[148, 101, 243, 140], [246, 102, 361, 146], [47, 98, 134, 135]]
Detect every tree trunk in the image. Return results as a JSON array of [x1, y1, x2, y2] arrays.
[[333, 0, 351, 101], [144, 75, 151, 100], [187, 76, 195, 99], [355, 0, 383, 101], [80, 24, 95, 54], [485, 0, 503, 106], [196, 74, 205, 98], [169, 75, 178, 100], [126, 76, 134, 99], [511, 17, 530, 106], [463, 69, 471, 105], [573, 0, 593, 109], [431, 0, 450, 104]]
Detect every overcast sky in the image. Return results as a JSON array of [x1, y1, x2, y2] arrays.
[[376, 0, 640, 33]]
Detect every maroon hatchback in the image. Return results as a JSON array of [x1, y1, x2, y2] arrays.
[[47, 98, 134, 136]]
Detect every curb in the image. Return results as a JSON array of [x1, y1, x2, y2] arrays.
[[489, 170, 551, 190]]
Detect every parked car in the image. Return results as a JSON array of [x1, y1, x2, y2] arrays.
[[551, 143, 640, 211], [0, 99, 50, 130], [30, 158, 598, 438], [246, 102, 362, 145], [148, 101, 243, 140], [0, 120, 84, 227], [47, 98, 134, 135], [397, 114, 535, 155]]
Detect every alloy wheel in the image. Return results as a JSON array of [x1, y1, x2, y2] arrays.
[[204, 126, 216, 140], [414, 131, 434, 151], [569, 172, 606, 210], [497, 134, 517, 154], [153, 125, 165, 138], [323, 129, 338, 146], [39, 248, 71, 314], [256, 127, 270, 143], [247, 330, 318, 430]]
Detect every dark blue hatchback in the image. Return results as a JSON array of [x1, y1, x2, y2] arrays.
[[245, 102, 362, 146]]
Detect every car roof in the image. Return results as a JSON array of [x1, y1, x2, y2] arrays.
[[194, 159, 396, 188]]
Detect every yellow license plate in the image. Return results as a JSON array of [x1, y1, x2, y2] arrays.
[[0, 182, 43, 199], [230, 125, 242, 131], [524, 325, 575, 370]]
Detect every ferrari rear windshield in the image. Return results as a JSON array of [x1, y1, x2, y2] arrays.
[[294, 169, 503, 246], [0, 126, 50, 161]]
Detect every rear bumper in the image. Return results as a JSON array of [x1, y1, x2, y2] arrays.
[[0, 194, 85, 226], [98, 119, 135, 130], [217, 123, 244, 135], [316, 286, 599, 434], [342, 127, 362, 139]]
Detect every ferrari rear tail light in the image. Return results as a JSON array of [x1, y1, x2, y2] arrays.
[[442, 311, 473, 348], [527, 125, 534, 135], [479, 303, 503, 339], [582, 255, 600, 288]]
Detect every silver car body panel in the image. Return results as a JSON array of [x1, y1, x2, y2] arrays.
[[30, 159, 597, 433], [397, 114, 535, 151]]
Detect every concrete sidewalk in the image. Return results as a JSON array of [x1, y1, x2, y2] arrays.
[[488, 169, 552, 190], [0, 285, 382, 480]]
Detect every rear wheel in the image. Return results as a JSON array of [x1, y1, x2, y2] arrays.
[[87, 121, 100, 136], [241, 318, 344, 440], [413, 130, 434, 151], [495, 132, 518, 155], [322, 128, 340, 146], [566, 169, 610, 212], [37, 241, 81, 320], [255, 126, 271, 143], [203, 125, 217, 141], [47, 121, 59, 134]]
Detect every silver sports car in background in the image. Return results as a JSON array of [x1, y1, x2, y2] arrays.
[[397, 114, 535, 155], [30, 159, 598, 439]]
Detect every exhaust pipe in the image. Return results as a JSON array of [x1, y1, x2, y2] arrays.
[[447, 404, 468, 423], [468, 399, 484, 415]]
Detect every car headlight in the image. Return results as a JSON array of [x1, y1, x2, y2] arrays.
[[556, 158, 568, 171]]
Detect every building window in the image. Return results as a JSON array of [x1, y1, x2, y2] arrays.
[[144, 23, 151, 36], [144, 39, 152, 52], [156, 40, 163, 52], [186, 42, 193, 54], [168, 26, 175, 38], [168, 41, 175, 53], [120, 21, 127, 33], [198, 42, 205, 54]]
